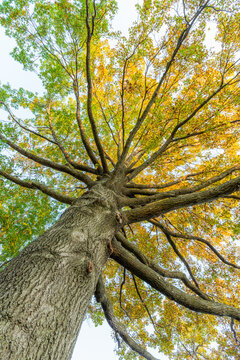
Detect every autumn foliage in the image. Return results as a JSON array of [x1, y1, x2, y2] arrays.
[[0, 0, 240, 358]]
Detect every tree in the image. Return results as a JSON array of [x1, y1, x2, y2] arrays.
[[0, 0, 240, 358]]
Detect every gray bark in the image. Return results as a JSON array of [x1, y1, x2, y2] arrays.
[[0, 184, 119, 360]]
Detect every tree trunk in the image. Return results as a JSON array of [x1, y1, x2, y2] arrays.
[[0, 184, 119, 360]]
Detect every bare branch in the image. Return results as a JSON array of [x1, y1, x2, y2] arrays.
[[230, 319, 240, 347], [125, 172, 204, 190], [131, 273, 162, 333], [119, 267, 131, 319], [0, 169, 74, 204], [123, 188, 159, 197], [94, 92, 119, 149], [222, 195, 240, 200], [104, 151, 116, 167], [95, 274, 160, 360]]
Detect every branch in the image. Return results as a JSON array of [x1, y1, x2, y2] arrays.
[[230, 319, 240, 347], [115, 1, 209, 172], [73, 80, 101, 170], [119, 267, 131, 319], [0, 169, 74, 204], [121, 59, 128, 147], [94, 91, 119, 149], [0, 260, 10, 269], [162, 230, 200, 289], [123, 188, 159, 197], [29, 18, 74, 79], [222, 195, 240, 200], [95, 274, 160, 360], [155, 222, 240, 270], [111, 238, 240, 320], [128, 83, 228, 181], [116, 232, 209, 300], [46, 107, 98, 174], [0, 133, 94, 186], [122, 166, 240, 207], [120, 27, 157, 149], [125, 172, 204, 190], [131, 273, 162, 334], [85, 0, 108, 173], [104, 151, 116, 167], [124, 176, 240, 223], [1, 100, 97, 175], [0, 100, 56, 145]]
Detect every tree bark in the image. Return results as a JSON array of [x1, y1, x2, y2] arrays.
[[0, 184, 119, 360]]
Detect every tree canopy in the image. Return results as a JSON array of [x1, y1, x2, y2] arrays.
[[0, 0, 240, 358]]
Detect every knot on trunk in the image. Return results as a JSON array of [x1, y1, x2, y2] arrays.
[[116, 211, 123, 224], [87, 260, 93, 274]]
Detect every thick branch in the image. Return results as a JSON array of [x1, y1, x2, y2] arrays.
[[0, 133, 94, 186], [222, 195, 240, 200], [111, 238, 240, 320], [122, 166, 240, 207], [0, 169, 74, 204], [95, 275, 159, 360], [116, 232, 209, 300], [124, 176, 240, 223]]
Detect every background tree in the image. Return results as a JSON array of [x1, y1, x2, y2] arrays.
[[0, 0, 240, 359]]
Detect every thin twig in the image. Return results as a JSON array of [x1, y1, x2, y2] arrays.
[[132, 273, 163, 333]]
